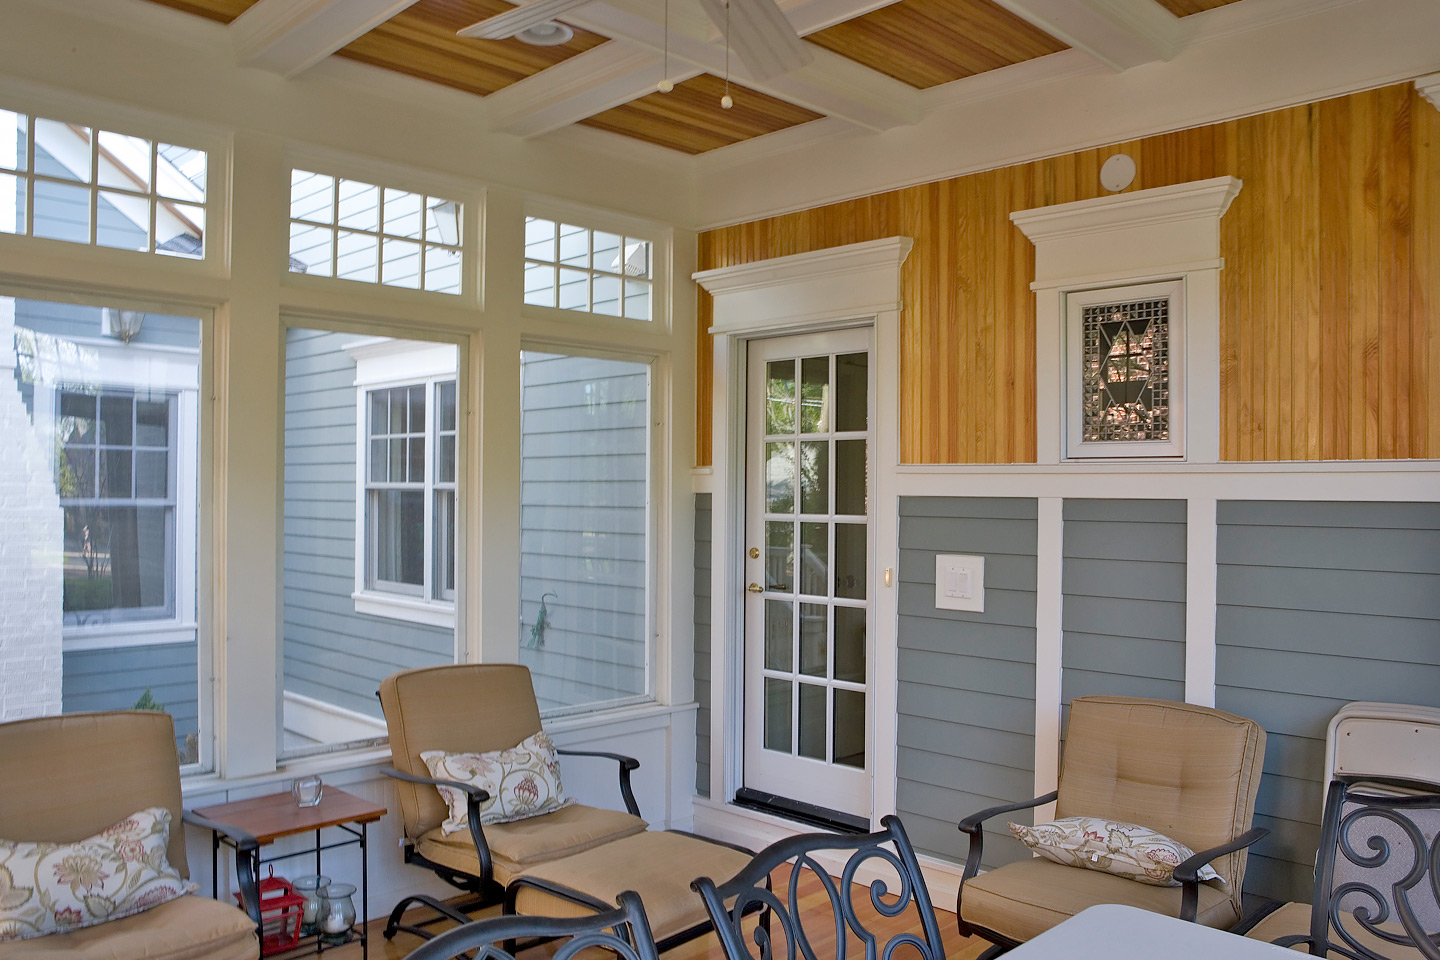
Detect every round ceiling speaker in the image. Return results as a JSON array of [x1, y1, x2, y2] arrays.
[[1100, 153, 1137, 192], [515, 20, 574, 45]]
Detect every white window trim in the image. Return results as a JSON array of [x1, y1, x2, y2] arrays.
[[1064, 277, 1186, 459], [21, 334, 201, 650], [346, 336, 458, 628], [1013, 175, 1242, 467]]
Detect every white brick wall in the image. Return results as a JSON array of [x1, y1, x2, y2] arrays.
[[0, 299, 64, 720]]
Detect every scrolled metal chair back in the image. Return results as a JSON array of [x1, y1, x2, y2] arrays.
[[691, 815, 945, 960], [403, 889, 661, 960], [1284, 777, 1440, 960]]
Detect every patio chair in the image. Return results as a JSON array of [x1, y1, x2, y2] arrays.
[[1239, 775, 1440, 958], [691, 814, 947, 960], [405, 888, 660, 960], [954, 695, 1269, 956], [0, 710, 260, 960], [378, 663, 649, 940]]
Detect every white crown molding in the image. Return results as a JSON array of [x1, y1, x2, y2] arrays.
[[693, 236, 912, 296], [1418, 73, 1440, 111], [1011, 176, 1243, 244]]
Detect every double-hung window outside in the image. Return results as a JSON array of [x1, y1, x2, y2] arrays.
[[364, 378, 456, 601]]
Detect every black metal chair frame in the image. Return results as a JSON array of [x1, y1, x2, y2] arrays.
[[379, 739, 641, 942], [403, 888, 661, 960], [1237, 775, 1440, 960], [692, 814, 947, 960], [180, 809, 264, 937], [954, 790, 1268, 955]]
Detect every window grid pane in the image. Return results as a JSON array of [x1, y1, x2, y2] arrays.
[[3, 107, 206, 257], [288, 169, 465, 296], [1081, 296, 1171, 442], [522, 216, 654, 322]]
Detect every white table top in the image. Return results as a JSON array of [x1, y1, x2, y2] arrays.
[[1003, 904, 1295, 959]]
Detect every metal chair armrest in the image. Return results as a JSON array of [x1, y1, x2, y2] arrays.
[[955, 790, 1058, 938], [381, 766, 495, 881], [181, 811, 262, 925], [556, 748, 641, 817], [1175, 826, 1269, 922]]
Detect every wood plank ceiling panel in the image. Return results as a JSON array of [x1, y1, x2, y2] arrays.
[[335, 0, 607, 97], [142, 0, 259, 23], [579, 74, 823, 154], [806, 0, 1066, 90], [1154, 0, 1246, 15]]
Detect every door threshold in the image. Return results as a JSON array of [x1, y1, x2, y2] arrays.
[[733, 788, 869, 834]]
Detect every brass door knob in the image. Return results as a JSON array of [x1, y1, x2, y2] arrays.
[[747, 583, 763, 593], [749, 547, 760, 559]]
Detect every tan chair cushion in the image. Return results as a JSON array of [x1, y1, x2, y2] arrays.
[[415, 803, 646, 885], [380, 664, 548, 840], [1245, 901, 1432, 959], [0, 712, 189, 876], [1055, 696, 1266, 917], [960, 857, 1239, 944], [512, 831, 753, 942], [0, 894, 257, 960]]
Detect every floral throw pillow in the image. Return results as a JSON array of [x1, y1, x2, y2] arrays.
[[0, 807, 195, 941], [1007, 816, 1223, 887], [422, 731, 576, 835]]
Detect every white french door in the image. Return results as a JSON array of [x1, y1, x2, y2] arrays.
[[742, 328, 873, 819]]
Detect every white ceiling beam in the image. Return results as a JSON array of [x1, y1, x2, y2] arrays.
[[489, 0, 915, 137], [990, 0, 1183, 71], [230, 0, 424, 78], [562, 2, 922, 130], [457, 0, 592, 39], [489, 44, 704, 137]]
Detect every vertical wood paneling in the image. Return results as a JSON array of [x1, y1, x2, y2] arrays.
[[695, 84, 1439, 466]]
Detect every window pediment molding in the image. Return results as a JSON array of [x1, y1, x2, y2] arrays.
[[1011, 177, 1243, 246]]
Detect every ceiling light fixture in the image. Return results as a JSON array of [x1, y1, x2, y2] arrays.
[[514, 20, 574, 46], [720, 0, 733, 109], [656, 0, 673, 93]]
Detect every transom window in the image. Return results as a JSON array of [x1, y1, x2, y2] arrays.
[[288, 170, 462, 295], [523, 217, 652, 320], [1, 108, 207, 257]]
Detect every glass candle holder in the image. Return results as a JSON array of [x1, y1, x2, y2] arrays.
[[292, 774, 324, 807], [291, 875, 329, 936], [318, 882, 357, 944]]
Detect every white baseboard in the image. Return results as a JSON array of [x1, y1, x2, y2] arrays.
[[690, 798, 968, 908]]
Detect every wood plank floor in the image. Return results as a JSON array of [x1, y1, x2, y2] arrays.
[[318, 866, 992, 960]]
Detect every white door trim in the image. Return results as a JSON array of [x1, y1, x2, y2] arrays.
[[695, 236, 912, 827]]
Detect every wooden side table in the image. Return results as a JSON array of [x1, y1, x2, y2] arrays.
[[193, 787, 387, 958]]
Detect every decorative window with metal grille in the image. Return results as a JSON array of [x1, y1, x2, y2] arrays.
[[1065, 279, 1185, 459]]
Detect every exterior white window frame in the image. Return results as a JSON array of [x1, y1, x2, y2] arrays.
[[1064, 277, 1186, 460], [521, 201, 672, 332], [346, 337, 460, 629], [517, 339, 661, 719]]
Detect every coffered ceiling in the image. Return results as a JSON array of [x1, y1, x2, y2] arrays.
[[141, 0, 1248, 156]]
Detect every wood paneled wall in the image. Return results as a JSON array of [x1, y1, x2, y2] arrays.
[[695, 83, 1440, 464]]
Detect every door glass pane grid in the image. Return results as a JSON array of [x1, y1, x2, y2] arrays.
[[757, 349, 867, 768]]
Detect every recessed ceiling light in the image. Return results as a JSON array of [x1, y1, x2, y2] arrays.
[[514, 20, 574, 45]]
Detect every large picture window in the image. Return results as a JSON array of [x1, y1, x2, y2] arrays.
[[4, 294, 204, 766], [519, 349, 652, 715], [280, 329, 459, 758]]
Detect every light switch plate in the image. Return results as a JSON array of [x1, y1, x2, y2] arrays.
[[935, 554, 985, 612]]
